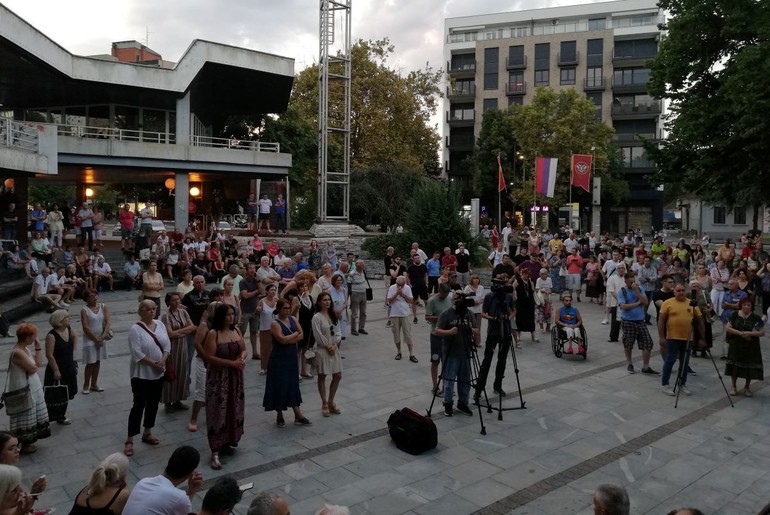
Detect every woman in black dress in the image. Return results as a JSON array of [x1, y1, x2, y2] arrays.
[[263, 299, 311, 427], [514, 268, 539, 344], [282, 277, 315, 379], [44, 310, 78, 425]]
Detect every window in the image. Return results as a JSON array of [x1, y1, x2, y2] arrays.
[[560, 68, 576, 85], [620, 147, 654, 168], [560, 41, 577, 63], [535, 43, 550, 70], [587, 38, 604, 67], [450, 104, 474, 121], [586, 92, 602, 119], [483, 98, 498, 111], [614, 39, 658, 59], [734, 207, 747, 225], [713, 206, 726, 225], [508, 71, 524, 93], [588, 18, 607, 30], [535, 70, 550, 86], [508, 45, 525, 67], [614, 68, 651, 86], [508, 97, 524, 107], [586, 66, 603, 87], [450, 54, 475, 71], [451, 80, 475, 96], [484, 47, 499, 90]]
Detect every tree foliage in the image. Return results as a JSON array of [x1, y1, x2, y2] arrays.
[[350, 162, 425, 232], [466, 109, 519, 208], [403, 180, 475, 257], [647, 0, 770, 216]]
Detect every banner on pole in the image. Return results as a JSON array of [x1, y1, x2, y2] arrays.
[[497, 154, 506, 192], [571, 154, 592, 192], [535, 157, 557, 198]]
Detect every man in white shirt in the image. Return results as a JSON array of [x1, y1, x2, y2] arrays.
[[220, 264, 243, 296], [488, 244, 505, 268], [123, 445, 203, 515], [258, 194, 272, 233], [93, 257, 114, 292], [139, 203, 154, 240], [124, 255, 142, 291], [605, 263, 627, 342], [387, 276, 416, 362], [411, 242, 428, 264], [563, 233, 579, 254], [49, 266, 75, 305], [256, 255, 280, 295], [31, 267, 64, 309], [501, 222, 512, 249]]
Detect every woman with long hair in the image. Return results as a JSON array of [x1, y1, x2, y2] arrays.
[[160, 292, 195, 412], [463, 274, 485, 330], [308, 239, 322, 272], [91, 206, 104, 248], [70, 453, 130, 515], [514, 268, 538, 344], [710, 259, 730, 316], [124, 300, 170, 457], [263, 299, 310, 428], [317, 264, 334, 294], [329, 274, 348, 343], [80, 292, 109, 394], [311, 292, 343, 417], [45, 204, 65, 251], [203, 304, 246, 470], [293, 280, 316, 378], [7, 324, 50, 454], [221, 277, 241, 327], [43, 310, 79, 425], [187, 302, 222, 433], [256, 283, 278, 375], [0, 465, 34, 515], [141, 261, 165, 319]]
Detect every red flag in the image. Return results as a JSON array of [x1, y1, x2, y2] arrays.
[[571, 154, 592, 192], [497, 154, 506, 192]]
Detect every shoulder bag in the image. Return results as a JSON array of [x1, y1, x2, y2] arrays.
[[136, 322, 176, 382], [363, 271, 374, 301], [1, 352, 31, 415]]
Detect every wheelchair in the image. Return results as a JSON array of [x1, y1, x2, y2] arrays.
[[550, 325, 588, 359]]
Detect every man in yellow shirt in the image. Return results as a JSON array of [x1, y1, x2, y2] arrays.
[[548, 235, 563, 257], [657, 284, 704, 396]]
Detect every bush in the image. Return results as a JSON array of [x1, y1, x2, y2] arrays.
[[361, 233, 412, 259], [403, 180, 472, 255]]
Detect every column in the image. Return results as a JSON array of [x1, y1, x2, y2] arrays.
[[176, 93, 191, 146], [174, 172, 189, 232]]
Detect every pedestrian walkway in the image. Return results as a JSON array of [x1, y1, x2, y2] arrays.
[[1, 285, 767, 514]]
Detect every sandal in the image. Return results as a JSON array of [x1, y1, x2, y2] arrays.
[[141, 434, 160, 445], [210, 454, 222, 470], [745, 388, 753, 397], [329, 404, 341, 415], [276, 415, 286, 428], [294, 417, 312, 426], [123, 441, 134, 457], [730, 387, 739, 396], [321, 405, 330, 417]]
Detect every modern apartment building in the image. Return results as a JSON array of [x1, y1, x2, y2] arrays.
[[443, 0, 665, 233]]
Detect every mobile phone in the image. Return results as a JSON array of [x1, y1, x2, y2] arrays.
[[239, 482, 254, 492]]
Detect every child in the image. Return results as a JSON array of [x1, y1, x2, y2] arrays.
[[556, 294, 584, 355]]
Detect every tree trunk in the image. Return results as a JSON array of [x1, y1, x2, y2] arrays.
[[753, 204, 760, 232]]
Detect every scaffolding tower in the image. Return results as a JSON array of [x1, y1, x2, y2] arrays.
[[317, 0, 352, 223]]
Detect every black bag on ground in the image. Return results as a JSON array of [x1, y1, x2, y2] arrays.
[[387, 407, 437, 455], [44, 382, 69, 422]]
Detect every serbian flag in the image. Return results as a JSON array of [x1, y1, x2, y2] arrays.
[[571, 154, 592, 192], [497, 154, 506, 192], [535, 157, 557, 197]]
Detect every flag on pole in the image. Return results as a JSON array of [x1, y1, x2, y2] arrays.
[[535, 157, 558, 197], [497, 154, 506, 192], [571, 154, 592, 192]]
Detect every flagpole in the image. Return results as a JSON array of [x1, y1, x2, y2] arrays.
[[569, 153, 573, 207], [532, 156, 537, 228]]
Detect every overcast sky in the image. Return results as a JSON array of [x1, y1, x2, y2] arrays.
[[6, 0, 607, 79]]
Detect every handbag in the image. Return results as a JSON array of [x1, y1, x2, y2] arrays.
[[1, 353, 31, 415], [44, 381, 69, 421], [136, 322, 176, 382], [364, 271, 374, 301], [559, 266, 568, 277]]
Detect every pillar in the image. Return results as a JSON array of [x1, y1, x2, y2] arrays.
[[174, 172, 189, 232], [176, 93, 191, 145], [14, 175, 28, 243]]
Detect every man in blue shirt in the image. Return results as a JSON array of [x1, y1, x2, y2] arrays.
[[618, 272, 658, 375], [426, 251, 442, 294]]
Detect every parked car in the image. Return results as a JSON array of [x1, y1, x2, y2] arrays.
[[112, 219, 171, 236]]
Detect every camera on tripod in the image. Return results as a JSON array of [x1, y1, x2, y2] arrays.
[[490, 278, 513, 295], [453, 292, 476, 314]]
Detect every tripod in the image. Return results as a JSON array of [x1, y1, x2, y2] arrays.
[[673, 293, 733, 408], [474, 305, 527, 420], [427, 307, 488, 435]]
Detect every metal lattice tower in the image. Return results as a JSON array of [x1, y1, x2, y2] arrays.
[[317, 0, 351, 222]]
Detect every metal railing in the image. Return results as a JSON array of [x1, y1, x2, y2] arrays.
[[0, 117, 39, 152], [57, 124, 175, 144], [190, 135, 280, 153], [611, 102, 662, 115]]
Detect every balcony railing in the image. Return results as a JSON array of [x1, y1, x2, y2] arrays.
[[557, 51, 579, 66], [583, 77, 607, 91], [447, 135, 475, 148], [446, 85, 476, 98], [611, 78, 650, 91], [57, 124, 175, 144], [505, 56, 527, 70], [0, 117, 39, 152], [613, 133, 658, 142], [447, 61, 476, 75], [446, 111, 476, 123], [611, 101, 662, 116], [612, 48, 658, 61], [505, 82, 527, 96], [190, 135, 280, 153]]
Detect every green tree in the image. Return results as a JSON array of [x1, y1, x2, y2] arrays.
[[350, 162, 425, 231], [647, 0, 770, 228], [403, 180, 474, 257], [511, 88, 616, 211]]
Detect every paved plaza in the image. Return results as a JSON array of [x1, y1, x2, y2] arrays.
[[2, 281, 769, 514]]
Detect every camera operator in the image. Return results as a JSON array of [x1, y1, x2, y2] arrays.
[[475, 274, 516, 400], [435, 293, 480, 417]]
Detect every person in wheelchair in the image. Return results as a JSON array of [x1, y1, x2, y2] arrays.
[[555, 294, 584, 355]]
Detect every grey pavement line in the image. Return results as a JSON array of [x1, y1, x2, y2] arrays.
[[472, 385, 754, 515]]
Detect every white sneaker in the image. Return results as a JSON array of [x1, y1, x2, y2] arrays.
[[661, 385, 675, 396], [679, 385, 692, 396], [60, 302, 70, 307], [601, 318, 608, 325]]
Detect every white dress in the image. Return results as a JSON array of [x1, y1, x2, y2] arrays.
[[311, 314, 343, 375], [82, 304, 108, 364]]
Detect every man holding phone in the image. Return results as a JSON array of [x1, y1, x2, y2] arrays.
[[618, 272, 658, 375]]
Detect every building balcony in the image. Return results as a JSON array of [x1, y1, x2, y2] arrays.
[[611, 78, 649, 93], [505, 56, 527, 70], [583, 77, 607, 91], [447, 60, 476, 78], [611, 101, 662, 119], [557, 51, 579, 67], [445, 134, 475, 150], [505, 82, 527, 96], [446, 111, 475, 127], [446, 85, 476, 102], [612, 48, 657, 67], [613, 132, 660, 144]]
